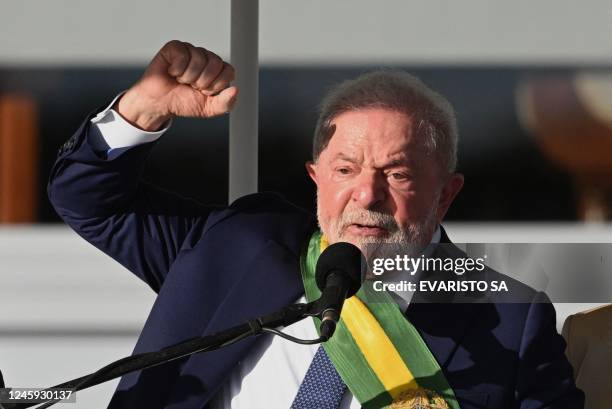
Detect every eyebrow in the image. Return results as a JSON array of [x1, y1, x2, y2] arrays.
[[384, 158, 412, 168], [331, 153, 415, 169]]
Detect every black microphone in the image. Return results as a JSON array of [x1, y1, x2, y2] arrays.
[[315, 242, 366, 340]]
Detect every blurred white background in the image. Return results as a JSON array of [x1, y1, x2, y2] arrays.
[[1, 0, 612, 66]]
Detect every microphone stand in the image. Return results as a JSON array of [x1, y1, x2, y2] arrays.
[[2, 300, 329, 409]]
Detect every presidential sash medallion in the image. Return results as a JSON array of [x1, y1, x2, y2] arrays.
[[389, 388, 450, 409]]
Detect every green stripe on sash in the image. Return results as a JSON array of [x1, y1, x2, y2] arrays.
[[299, 230, 460, 409]]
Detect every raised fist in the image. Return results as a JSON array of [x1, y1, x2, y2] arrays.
[[116, 40, 238, 131]]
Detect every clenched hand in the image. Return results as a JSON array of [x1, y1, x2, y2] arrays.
[[116, 40, 238, 131]]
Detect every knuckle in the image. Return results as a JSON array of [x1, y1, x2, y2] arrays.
[[202, 50, 222, 69], [209, 53, 222, 67], [195, 77, 208, 89], [189, 48, 207, 66], [211, 81, 228, 93], [176, 52, 189, 65], [208, 60, 222, 75], [178, 70, 196, 83], [164, 41, 189, 66], [164, 40, 183, 52]]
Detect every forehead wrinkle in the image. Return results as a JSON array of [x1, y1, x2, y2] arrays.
[[379, 157, 413, 169], [329, 151, 418, 174], [331, 152, 360, 163], [329, 143, 420, 168], [370, 144, 419, 168], [324, 109, 421, 167]]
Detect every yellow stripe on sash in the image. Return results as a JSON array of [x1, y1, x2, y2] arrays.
[[320, 237, 418, 399], [342, 297, 418, 398], [320, 235, 329, 251]]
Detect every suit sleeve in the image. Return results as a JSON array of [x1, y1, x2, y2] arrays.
[[48, 111, 217, 292], [516, 292, 585, 408]]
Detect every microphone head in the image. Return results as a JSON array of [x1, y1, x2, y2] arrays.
[[315, 242, 366, 298]]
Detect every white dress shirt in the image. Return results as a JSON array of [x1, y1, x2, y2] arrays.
[[89, 94, 441, 408]]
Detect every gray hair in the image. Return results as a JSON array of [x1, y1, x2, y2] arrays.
[[312, 70, 458, 173]]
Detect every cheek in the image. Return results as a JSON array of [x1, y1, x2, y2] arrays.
[[390, 190, 436, 223], [318, 181, 353, 217]]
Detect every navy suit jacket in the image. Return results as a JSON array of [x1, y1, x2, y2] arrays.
[[48, 112, 584, 409]]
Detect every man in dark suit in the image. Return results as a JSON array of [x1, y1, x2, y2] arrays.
[[48, 41, 583, 408]]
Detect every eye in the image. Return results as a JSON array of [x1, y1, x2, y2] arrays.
[[389, 172, 409, 181], [336, 167, 352, 175]]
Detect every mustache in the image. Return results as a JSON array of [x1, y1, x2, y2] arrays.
[[338, 209, 399, 232]]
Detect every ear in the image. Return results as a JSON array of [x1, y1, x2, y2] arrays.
[[305, 161, 319, 186], [436, 173, 464, 222]]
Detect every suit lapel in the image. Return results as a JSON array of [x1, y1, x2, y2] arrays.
[[406, 301, 475, 373], [164, 239, 306, 409], [405, 226, 478, 375]]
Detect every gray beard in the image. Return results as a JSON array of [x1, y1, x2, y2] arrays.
[[315, 193, 439, 262]]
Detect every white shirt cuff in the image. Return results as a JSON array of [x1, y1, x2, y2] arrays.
[[90, 91, 171, 150]]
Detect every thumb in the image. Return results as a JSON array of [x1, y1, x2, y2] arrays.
[[204, 86, 239, 116]]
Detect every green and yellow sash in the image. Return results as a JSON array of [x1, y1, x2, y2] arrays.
[[300, 231, 459, 409]]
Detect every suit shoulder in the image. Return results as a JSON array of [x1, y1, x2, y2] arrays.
[[197, 192, 316, 256], [436, 242, 541, 304], [229, 191, 309, 215]]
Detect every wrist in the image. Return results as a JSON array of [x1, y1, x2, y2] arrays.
[[114, 88, 171, 132]]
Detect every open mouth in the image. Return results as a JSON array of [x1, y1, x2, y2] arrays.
[[346, 223, 389, 236]]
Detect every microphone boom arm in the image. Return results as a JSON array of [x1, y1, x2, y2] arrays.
[[2, 299, 329, 409]]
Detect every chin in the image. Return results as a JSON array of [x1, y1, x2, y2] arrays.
[[336, 233, 385, 249]]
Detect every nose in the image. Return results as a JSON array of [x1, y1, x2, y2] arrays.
[[351, 171, 386, 210]]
